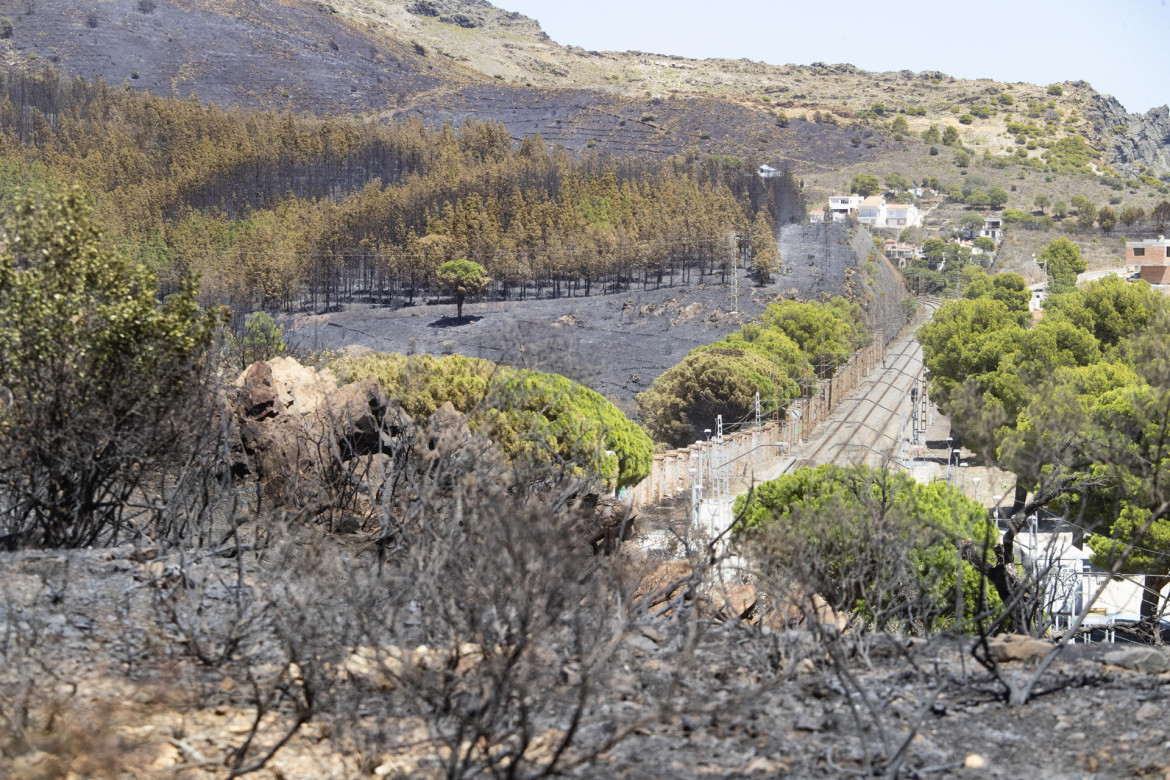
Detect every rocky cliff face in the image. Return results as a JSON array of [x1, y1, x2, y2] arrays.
[[1082, 90, 1170, 176], [404, 0, 550, 38]]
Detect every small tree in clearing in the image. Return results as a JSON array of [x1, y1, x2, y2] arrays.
[[1097, 205, 1117, 234], [434, 259, 490, 321]]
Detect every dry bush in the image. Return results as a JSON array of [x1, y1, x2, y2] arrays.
[[126, 372, 693, 777]]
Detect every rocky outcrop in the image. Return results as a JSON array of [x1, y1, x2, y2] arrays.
[[1082, 91, 1170, 176], [231, 358, 403, 508], [572, 492, 637, 555], [228, 358, 526, 529]]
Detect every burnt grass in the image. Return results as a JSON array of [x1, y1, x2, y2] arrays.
[[4, 542, 1170, 779], [0, 0, 892, 166], [0, 0, 441, 115], [397, 82, 893, 163], [287, 223, 885, 413]]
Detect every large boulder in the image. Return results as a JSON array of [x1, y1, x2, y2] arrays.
[[238, 359, 278, 420], [265, 356, 339, 415], [572, 493, 636, 555], [318, 377, 387, 458], [231, 359, 394, 507], [414, 402, 473, 467]]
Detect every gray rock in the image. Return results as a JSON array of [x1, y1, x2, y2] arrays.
[[1081, 92, 1170, 176], [1103, 647, 1170, 674], [793, 714, 825, 732], [1136, 702, 1161, 722], [624, 634, 660, 654]]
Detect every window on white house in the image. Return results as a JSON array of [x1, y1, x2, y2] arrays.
[[1134, 247, 1145, 257]]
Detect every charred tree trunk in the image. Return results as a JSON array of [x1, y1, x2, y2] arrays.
[[1141, 574, 1170, 625], [961, 518, 1038, 635]]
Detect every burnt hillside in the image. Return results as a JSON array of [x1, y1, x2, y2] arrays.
[[0, 0, 892, 169], [0, 0, 443, 114]]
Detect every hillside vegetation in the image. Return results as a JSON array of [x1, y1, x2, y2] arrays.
[[1, 5, 1170, 778], [637, 297, 866, 447], [334, 351, 653, 487], [0, 67, 802, 316], [0, 0, 1164, 178]]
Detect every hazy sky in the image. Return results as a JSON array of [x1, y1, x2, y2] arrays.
[[500, 0, 1169, 114]]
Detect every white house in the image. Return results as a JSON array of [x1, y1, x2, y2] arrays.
[[827, 194, 863, 221], [884, 202, 921, 228], [1012, 515, 1168, 634], [856, 196, 922, 229], [980, 217, 1004, 243], [857, 195, 885, 225], [758, 164, 783, 178]]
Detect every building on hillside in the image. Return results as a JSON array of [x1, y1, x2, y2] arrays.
[[881, 239, 917, 265], [857, 195, 885, 226], [980, 217, 1004, 243], [828, 194, 863, 221], [885, 202, 921, 228], [856, 196, 923, 229], [1029, 281, 1047, 315], [1012, 512, 1170, 634], [1126, 235, 1170, 284], [758, 164, 783, 178]]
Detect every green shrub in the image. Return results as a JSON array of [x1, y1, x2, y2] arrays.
[[0, 188, 223, 548], [1044, 135, 1094, 172], [760, 297, 868, 374], [735, 464, 1001, 632], [335, 353, 652, 488], [636, 298, 864, 446], [637, 348, 790, 448], [227, 311, 287, 371]]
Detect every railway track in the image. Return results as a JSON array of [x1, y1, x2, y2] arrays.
[[795, 296, 942, 470]]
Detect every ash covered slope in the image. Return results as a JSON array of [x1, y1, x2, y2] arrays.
[[0, 0, 446, 115], [0, 0, 889, 165], [1, 0, 1163, 174]]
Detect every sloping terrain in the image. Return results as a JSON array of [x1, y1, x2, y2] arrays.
[[287, 222, 882, 410], [0, 0, 444, 114], [397, 82, 887, 167], [0, 0, 1165, 175], [5, 528, 1170, 779]]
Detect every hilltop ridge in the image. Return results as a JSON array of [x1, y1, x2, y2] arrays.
[[0, 0, 1166, 176]]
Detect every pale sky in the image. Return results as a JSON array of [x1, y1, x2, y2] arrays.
[[500, 0, 1169, 114]]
